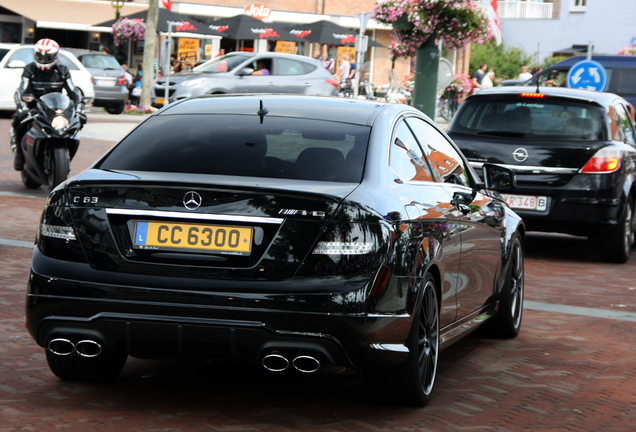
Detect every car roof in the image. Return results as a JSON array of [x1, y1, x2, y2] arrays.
[[468, 86, 623, 106], [156, 94, 403, 126], [550, 55, 636, 68], [223, 51, 320, 62]]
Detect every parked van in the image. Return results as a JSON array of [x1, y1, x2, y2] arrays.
[[525, 56, 636, 106]]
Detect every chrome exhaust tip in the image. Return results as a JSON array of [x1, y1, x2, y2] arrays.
[[75, 340, 102, 358], [292, 355, 321, 373], [261, 353, 289, 372], [48, 338, 75, 356]]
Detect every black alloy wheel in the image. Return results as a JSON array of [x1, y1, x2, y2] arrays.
[[366, 273, 440, 406], [484, 235, 524, 338], [599, 199, 634, 263]]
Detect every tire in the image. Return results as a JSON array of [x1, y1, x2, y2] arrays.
[[366, 273, 440, 407], [484, 235, 524, 338], [47, 147, 70, 191], [21, 169, 41, 189], [106, 102, 125, 115], [599, 199, 634, 263], [46, 349, 127, 382]]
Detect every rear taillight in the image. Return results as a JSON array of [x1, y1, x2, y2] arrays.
[[580, 147, 622, 173], [296, 223, 388, 276], [326, 79, 339, 88], [37, 191, 86, 262], [519, 92, 546, 98], [117, 75, 127, 85]]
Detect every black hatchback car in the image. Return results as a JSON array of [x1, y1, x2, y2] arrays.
[[26, 95, 524, 407], [448, 86, 636, 263]]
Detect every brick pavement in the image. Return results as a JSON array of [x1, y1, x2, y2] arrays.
[[0, 116, 634, 431]]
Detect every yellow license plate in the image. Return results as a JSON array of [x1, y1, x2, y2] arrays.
[[133, 221, 252, 254], [155, 97, 165, 105]]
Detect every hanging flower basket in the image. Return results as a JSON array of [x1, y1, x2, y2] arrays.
[[372, 0, 493, 60], [617, 46, 636, 56], [111, 18, 146, 47]]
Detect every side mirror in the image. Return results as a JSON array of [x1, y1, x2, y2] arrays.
[[8, 60, 26, 69], [237, 67, 254, 77], [482, 163, 516, 190]]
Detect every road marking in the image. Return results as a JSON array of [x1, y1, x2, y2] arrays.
[[525, 301, 636, 322], [0, 191, 46, 199], [0, 238, 33, 248]]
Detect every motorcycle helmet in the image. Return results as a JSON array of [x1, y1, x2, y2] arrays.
[[34, 38, 59, 71]]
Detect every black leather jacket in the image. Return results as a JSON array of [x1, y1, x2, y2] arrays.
[[14, 62, 81, 110]]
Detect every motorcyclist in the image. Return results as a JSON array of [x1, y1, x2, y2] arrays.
[[10, 38, 82, 171]]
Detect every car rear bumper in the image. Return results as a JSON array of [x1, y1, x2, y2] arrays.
[[26, 253, 414, 372], [513, 193, 623, 235], [92, 86, 129, 105]]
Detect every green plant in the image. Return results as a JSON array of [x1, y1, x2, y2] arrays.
[[469, 39, 534, 81], [541, 55, 568, 68]]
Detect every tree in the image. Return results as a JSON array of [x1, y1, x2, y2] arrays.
[[141, 0, 159, 109], [469, 40, 534, 81], [372, 0, 492, 118]]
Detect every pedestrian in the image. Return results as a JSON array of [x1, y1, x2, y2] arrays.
[[334, 54, 350, 84], [481, 70, 495, 89], [518, 65, 532, 81], [471, 62, 488, 93]]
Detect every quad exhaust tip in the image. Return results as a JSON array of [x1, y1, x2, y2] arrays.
[[261, 352, 321, 373], [48, 338, 102, 358]]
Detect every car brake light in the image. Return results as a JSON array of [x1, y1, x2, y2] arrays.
[[519, 93, 545, 98], [117, 75, 127, 85], [326, 79, 339, 88], [580, 147, 621, 173]]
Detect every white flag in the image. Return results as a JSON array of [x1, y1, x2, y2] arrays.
[[486, 0, 502, 45]]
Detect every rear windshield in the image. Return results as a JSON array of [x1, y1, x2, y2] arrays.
[[450, 95, 607, 140], [97, 115, 370, 183], [79, 54, 122, 69]]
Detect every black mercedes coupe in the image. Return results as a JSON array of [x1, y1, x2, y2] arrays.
[[26, 94, 525, 406]]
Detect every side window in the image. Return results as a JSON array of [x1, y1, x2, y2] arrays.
[[537, 69, 567, 87], [276, 58, 314, 76], [613, 103, 636, 144], [389, 120, 435, 182], [406, 117, 472, 187], [6, 48, 33, 66]]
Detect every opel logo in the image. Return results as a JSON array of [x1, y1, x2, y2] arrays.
[[512, 148, 529, 163], [183, 191, 202, 210]]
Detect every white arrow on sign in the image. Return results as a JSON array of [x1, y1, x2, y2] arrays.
[[572, 68, 584, 84], [589, 67, 600, 83]]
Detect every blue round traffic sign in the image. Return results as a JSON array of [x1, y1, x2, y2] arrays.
[[566, 60, 607, 92]]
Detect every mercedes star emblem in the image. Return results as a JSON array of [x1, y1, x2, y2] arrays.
[[183, 191, 202, 210], [512, 148, 529, 163]]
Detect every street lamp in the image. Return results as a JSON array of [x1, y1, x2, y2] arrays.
[[111, 0, 133, 20]]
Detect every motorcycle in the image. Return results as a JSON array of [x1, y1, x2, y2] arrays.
[[18, 92, 87, 191]]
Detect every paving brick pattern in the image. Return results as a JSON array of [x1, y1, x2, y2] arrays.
[[0, 116, 634, 431]]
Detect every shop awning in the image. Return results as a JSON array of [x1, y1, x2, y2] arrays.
[[0, 0, 147, 31]]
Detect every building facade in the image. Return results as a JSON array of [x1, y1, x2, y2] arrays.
[[493, 0, 636, 65]]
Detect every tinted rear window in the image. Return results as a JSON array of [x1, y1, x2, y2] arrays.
[[79, 54, 122, 69], [450, 95, 607, 140], [97, 115, 370, 183]]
